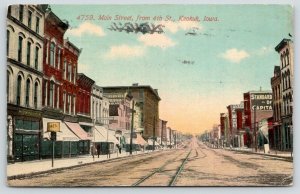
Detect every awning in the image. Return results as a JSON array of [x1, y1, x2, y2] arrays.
[[79, 122, 94, 127], [65, 122, 91, 140], [147, 139, 161, 146], [93, 126, 108, 142], [136, 133, 148, 145], [94, 125, 119, 144], [42, 118, 79, 141]]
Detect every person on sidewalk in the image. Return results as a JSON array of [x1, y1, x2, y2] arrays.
[[96, 144, 101, 158], [91, 145, 95, 159]]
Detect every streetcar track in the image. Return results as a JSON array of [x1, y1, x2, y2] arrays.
[[131, 149, 191, 186]]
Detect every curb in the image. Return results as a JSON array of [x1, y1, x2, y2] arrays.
[[7, 150, 170, 180], [228, 149, 293, 161]]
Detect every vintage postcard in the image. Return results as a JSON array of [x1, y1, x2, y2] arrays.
[[6, 4, 293, 187]]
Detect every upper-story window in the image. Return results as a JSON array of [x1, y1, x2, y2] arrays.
[[19, 5, 24, 22], [34, 46, 39, 70], [7, 30, 10, 56], [50, 42, 55, 66], [28, 10, 32, 28], [63, 60, 67, 79], [25, 79, 30, 107], [68, 64, 72, 82], [18, 36, 23, 62], [17, 76, 22, 105], [34, 82, 38, 109], [49, 81, 54, 107], [73, 67, 76, 83], [27, 41, 31, 66], [57, 48, 60, 69], [286, 49, 289, 66], [36, 16, 40, 34]]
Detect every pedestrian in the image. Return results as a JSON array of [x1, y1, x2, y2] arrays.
[[96, 144, 101, 158], [91, 144, 95, 159]]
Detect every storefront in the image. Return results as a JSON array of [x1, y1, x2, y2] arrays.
[[7, 105, 42, 162], [65, 122, 91, 155], [41, 118, 79, 158]]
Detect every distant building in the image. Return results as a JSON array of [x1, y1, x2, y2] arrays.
[[159, 119, 168, 146], [227, 103, 244, 147], [103, 84, 161, 140], [243, 90, 273, 147]]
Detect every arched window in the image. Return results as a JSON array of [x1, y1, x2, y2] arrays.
[[7, 30, 10, 56], [283, 51, 286, 67], [34, 46, 39, 70], [285, 72, 288, 90], [286, 49, 290, 66], [34, 82, 38, 108], [7, 71, 10, 102], [287, 70, 291, 89], [17, 76, 22, 105], [27, 41, 31, 66], [25, 79, 30, 107], [280, 54, 283, 68], [18, 36, 23, 62], [49, 81, 54, 107], [50, 42, 55, 66]]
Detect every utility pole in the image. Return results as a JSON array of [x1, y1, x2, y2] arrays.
[[130, 100, 135, 155], [253, 106, 257, 152], [161, 120, 163, 147], [169, 128, 172, 148], [152, 116, 155, 151]]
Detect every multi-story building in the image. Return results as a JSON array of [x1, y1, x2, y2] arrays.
[[62, 39, 80, 120], [7, 5, 45, 161], [103, 84, 161, 140], [235, 106, 245, 147], [275, 39, 294, 150], [107, 92, 132, 131], [159, 119, 168, 146], [227, 103, 244, 147], [91, 84, 109, 126], [243, 90, 273, 148], [271, 66, 282, 150]]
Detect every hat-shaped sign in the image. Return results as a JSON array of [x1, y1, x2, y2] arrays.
[[47, 122, 60, 132]]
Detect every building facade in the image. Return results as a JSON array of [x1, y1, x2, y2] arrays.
[[103, 84, 161, 140], [243, 90, 273, 148], [7, 5, 45, 161], [271, 66, 282, 150], [275, 39, 294, 151]]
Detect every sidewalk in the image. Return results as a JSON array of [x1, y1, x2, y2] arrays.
[[7, 150, 158, 179], [225, 147, 293, 160]]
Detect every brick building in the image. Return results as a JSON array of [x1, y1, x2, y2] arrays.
[[243, 90, 273, 148], [103, 84, 160, 140], [271, 66, 282, 150]]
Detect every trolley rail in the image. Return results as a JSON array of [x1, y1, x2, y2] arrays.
[[132, 149, 192, 186]]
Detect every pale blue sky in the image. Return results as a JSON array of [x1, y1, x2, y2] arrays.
[[51, 4, 292, 134]]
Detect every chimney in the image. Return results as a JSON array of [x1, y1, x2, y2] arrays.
[[154, 89, 158, 94], [132, 83, 139, 86]]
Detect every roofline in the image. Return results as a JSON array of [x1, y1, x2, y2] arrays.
[[275, 38, 292, 52], [102, 85, 161, 100]]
